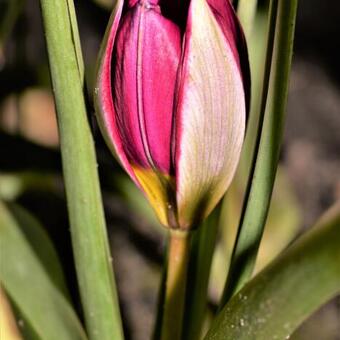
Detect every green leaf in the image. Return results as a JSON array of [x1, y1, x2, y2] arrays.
[[65, 0, 84, 84], [205, 202, 340, 340], [220, 0, 298, 305], [39, 0, 124, 339], [0, 202, 87, 340], [6, 204, 70, 299], [213, 167, 300, 303], [237, 0, 257, 40]]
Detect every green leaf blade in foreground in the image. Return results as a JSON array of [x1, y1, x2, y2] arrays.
[[221, 0, 298, 304], [0, 202, 87, 340], [6, 204, 70, 299], [39, 1, 124, 339], [205, 202, 340, 340]]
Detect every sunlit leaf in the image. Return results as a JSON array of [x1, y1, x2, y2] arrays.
[[205, 202, 340, 340], [39, 0, 124, 338], [7, 204, 70, 298], [0, 202, 87, 340], [220, 0, 299, 304], [0, 287, 23, 340]]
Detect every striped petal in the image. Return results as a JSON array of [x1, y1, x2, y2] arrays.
[[95, 0, 181, 226], [174, 0, 246, 229], [207, 0, 251, 113], [94, 0, 131, 178], [112, 2, 181, 174]]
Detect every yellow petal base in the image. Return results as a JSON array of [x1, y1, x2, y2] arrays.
[[132, 166, 173, 227]]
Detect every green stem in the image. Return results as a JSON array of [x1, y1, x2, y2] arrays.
[[183, 207, 220, 340], [220, 0, 298, 307], [39, 2, 124, 340], [161, 230, 191, 340]]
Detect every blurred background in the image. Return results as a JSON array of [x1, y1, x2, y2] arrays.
[[0, 0, 339, 339]]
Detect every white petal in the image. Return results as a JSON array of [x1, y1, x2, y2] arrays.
[[175, 0, 246, 228]]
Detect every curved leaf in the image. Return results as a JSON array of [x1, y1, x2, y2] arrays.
[[205, 202, 340, 340], [0, 202, 87, 340], [220, 0, 298, 304], [6, 204, 70, 299]]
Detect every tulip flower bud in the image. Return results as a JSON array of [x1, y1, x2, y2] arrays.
[[95, 0, 250, 230]]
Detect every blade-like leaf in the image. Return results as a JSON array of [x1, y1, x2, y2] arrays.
[[205, 202, 340, 340], [6, 204, 70, 299], [39, 0, 124, 339], [0, 202, 87, 340], [220, 0, 298, 305], [65, 0, 84, 84], [237, 0, 257, 40]]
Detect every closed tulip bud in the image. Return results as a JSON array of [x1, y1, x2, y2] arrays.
[[95, 0, 250, 230]]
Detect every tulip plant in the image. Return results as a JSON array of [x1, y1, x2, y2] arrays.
[[1, 0, 339, 340]]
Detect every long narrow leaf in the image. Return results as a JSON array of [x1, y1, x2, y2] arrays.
[[0, 202, 87, 340], [65, 0, 84, 84], [205, 202, 340, 340], [39, 1, 124, 339], [220, 0, 298, 305], [6, 204, 70, 299], [237, 0, 257, 40]]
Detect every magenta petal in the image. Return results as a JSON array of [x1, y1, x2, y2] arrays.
[[207, 0, 251, 113], [96, 0, 249, 229], [112, 2, 181, 174], [95, 0, 139, 181]]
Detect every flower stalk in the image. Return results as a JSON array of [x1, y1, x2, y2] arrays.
[[161, 230, 192, 340]]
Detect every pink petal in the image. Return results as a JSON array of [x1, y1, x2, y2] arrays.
[[95, 0, 137, 181], [112, 2, 181, 174]]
